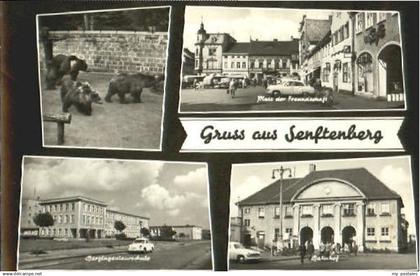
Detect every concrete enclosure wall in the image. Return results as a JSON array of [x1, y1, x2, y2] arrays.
[[39, 30, 168, 74]]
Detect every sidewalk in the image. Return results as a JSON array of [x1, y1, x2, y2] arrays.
[[19, 245, 128, 266]]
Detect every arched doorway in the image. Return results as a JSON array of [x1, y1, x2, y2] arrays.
[[300, 227, 313, 245], [342, 226, 356, 246], [321, 226, 334, 244], [357, 52, 374, 94], [378, 44, 403, 99]]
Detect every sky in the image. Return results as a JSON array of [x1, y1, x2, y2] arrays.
[[183, 6, 332, 51], [230, 156, 416, 235], [21, 157, 210, 229]]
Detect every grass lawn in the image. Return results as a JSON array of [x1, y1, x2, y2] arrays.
[[19, 238, 132, 253], [40, 71, 164, 149]]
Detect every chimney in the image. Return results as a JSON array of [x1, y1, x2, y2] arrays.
[[309, 164, 316, 173], [273, 38, 278, 42]]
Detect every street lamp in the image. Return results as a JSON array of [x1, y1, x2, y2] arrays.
[[272, 166, 292, 252]]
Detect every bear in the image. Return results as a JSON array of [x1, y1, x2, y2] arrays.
[[60, 77, 102, 116], [46, 54, 88, 90], [105, 72, 162, 104]]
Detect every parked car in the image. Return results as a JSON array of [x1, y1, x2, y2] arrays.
[[229, 242, 261, 263], [266, 80, 316, 97], [128, 238, 154, 254]]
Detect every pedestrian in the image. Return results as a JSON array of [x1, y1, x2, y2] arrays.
[[193, 78, 198, 91], [353, 240, 358, 256], [307, 240, 314, 261], [336, 242, 341, 254], [299, 243, 306, 264], [263, 78, 268, 89]]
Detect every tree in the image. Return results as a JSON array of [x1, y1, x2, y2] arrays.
[[114, 220, 126, 233], [33, 212, 54, 228], [160, 226, 176, 239], [140, 227, 150, 237]]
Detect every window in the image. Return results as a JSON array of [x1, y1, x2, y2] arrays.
[[344, 22, 349, 39], [71, 203, 75, 211], [356, 13, 364, 33], [195, 60, 199, 68], [242, 62, 246, 69], [343, 203, 355, 216], [285, 206, 292, 217], [237, 62, 241, 69], [58, 215, 62, 224], [302, 205, 313, 216], [381, 227, 389, 237], [258, 207, 265, 218], [367, 227, 375, 237], [274, 228, 280, 241], [342, 62, 349, 83], [64, 215, 68, 224], [285, 228, 293, 235], [244, 219, 250, 226], [282, 60, 287, 69], [321, 204, 333, 216], [250, 61, 254, 69], [274, 207, 280, 218], [231, 62, 235, 69], [377, 12, 387, 22], [367, 203, 376, 215], [244, 208, 250, 214], [365, 12, 375, 29], [71, 215, 74, 223], [381, 203, 390, 215], [323, 63, 331, 82], [258, 62, 263, 69], [208, 48, 217, 56], [223, 62, 227, 68]]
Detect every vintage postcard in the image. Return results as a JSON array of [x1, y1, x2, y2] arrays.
[[37, 6, 171, 150], [18, 156, 212, 270], [229, 156, 417, 270], [179, 6, 405, 113]]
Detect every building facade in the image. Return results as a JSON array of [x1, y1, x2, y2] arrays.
[[300, 12, 403, 102], [106, 209, 149, 238], [20, 199, 43, 237], [150, 225, 203, 240], [20, 196, 149, 239], [353, 11, 403, 101], [237, 166, 406, 252], [194, 23, 299, 79], [195, 22, 236, 75]]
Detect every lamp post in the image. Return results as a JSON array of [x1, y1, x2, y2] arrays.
[[272, 166, 292, 252]]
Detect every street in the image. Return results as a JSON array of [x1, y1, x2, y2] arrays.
[[230, 252, 417, 270], [180, 86, 404, 112], [19, 240, 212, 270]]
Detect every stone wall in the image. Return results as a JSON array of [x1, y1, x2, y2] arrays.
[[39, 30, 168, 74]]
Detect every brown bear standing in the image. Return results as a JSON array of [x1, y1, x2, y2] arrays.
[[105, 73, 161, 104], [46, 54, 88, 89]]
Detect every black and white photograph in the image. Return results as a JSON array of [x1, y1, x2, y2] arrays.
[[18, 156, 212, 270], [37, 6, 170, 150], [179, 6, 406, 113], [229, 156, 417, 270]]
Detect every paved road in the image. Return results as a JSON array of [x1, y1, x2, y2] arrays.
[[230, 252, 417, 270], [180, 87, 404, 112], [23, 241, 212, 270]]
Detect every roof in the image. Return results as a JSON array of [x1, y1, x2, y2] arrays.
[[150, 225, 201, 229], [40, 196, 107, 206], [249, 40, 298, 56], [224, 43, 250, 54], [304, 19, 331, 43], [107, 209, 149, 220], [223, 40, 298, 56], [238, 168, 402, 206]]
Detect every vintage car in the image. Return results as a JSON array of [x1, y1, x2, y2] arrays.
[[266, 80, 316, 97], [229, 242, 261, 263], [128, 237, 155, 253]]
